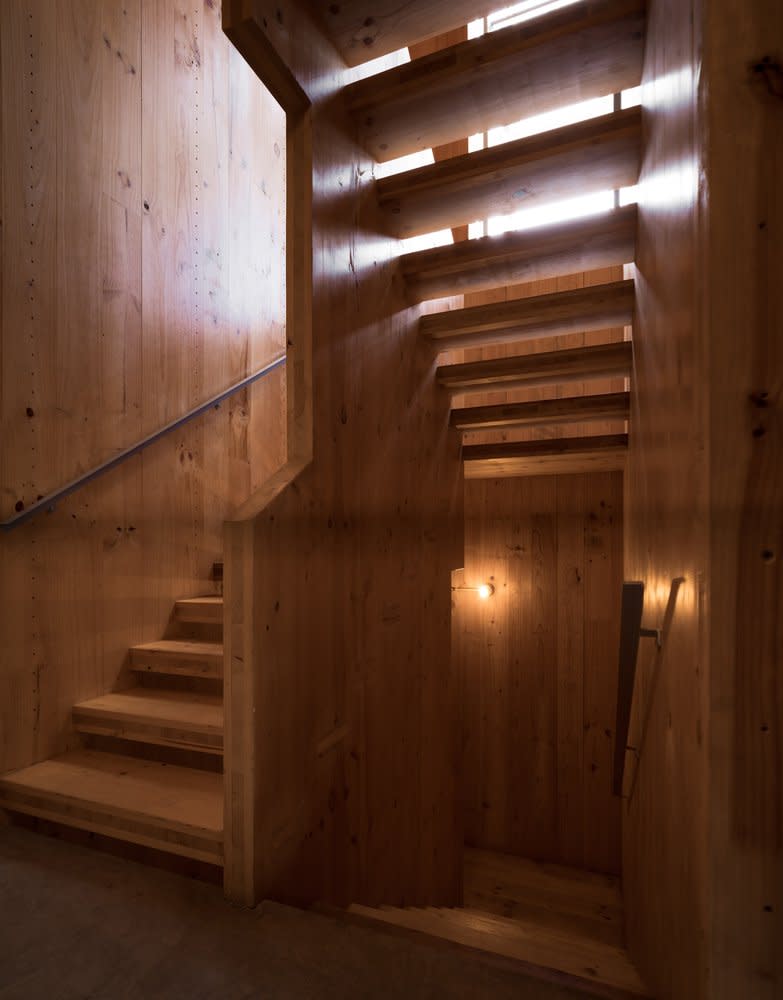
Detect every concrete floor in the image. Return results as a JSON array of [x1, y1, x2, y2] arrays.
[[0, 826, 590, 1000]]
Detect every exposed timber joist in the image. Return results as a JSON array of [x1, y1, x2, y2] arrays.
[[378, 108, 642, 239], [344, 0, 646, 162], [402, 205, 637, 302], [438, 341, 633, 395]]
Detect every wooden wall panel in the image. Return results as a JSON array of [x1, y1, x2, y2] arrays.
[[457, 472, 623, 874], [620, 0, 709, 996], [222, 0, 464, 908], [0, 0, 286, 773]]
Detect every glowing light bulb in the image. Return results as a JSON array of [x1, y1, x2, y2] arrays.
[[477, 583, 494, 600]]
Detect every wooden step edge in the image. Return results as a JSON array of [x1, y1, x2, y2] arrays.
[[378, 107, 642, 240], [0, 754, 223, 865], [463, 434, 629, 479], [437, 341, 632, 393], [72, 700, 224, 756], [402, 206, 638, 302], [346, 904, 650, 999], [421, 278, 635, 351], [129, 642, 224, 679], [174, 596, 224, 624], [451, 391, 631, 431]]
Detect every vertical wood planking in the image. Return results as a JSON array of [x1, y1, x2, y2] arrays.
[[0, 0, 286, 774], [459, 472, 623, 873]]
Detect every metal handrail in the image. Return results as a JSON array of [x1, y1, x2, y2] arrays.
[[1, 353, 287, 533]]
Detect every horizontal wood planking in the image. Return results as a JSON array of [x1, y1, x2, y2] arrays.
[[438, 341, 632, 394], [0, 749, 223, 863], [379, 108, 642, 239], [129, 640, 224, 678], [463, 435, 628, 479], [72, 689, 223, 754], [422, 278, 635, 350], [344, 0, 645, 161], [312, 0, 501, 66], [452, 391, 630, 431], [402, 206, 637, 301]]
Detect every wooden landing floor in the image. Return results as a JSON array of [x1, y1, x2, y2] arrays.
[[350, 849, 650, 999]]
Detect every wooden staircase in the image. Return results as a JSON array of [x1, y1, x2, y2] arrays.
[[0, 587, 225, 867], [338, 0, 640, 478]]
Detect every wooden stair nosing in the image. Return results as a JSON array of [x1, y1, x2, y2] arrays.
[[0, 750, 223, 865], [378, 107, 642, 239], [73, 689, 224, 755], [402, 205, 637, 302], [437, 341, 633, 394], [451, 391, 631, 431], [174, 596, 223, 624], [314, 0, 502, 67], [129, 640, 223, 678], [420, 278, 635, 350], [462, 434, 629, 462], [344, 0, 646, 162]]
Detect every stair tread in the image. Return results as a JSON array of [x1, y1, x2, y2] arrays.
[[174, 596, 224, 624], [378, 107, 641, 239], [438, 341, 632, 392], [402, 205, 637, 302], [344, 0, 645, 162], [463, 434, 628, 479], [0, 750, 223, 841], [73, 689, 223, 733], [175, 596, 223, 607], [421, 278, 635, 350], [348, 903, 649, 996], [452, 390, 630, 430], [131, 639, 222, 657]]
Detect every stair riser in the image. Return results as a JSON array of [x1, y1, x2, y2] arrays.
[[73, 716, 223, 756], [444, 366, 631, 396], [0, 792, 223, 866], [130, 655, 223, 680]]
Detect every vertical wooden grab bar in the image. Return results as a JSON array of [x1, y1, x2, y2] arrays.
[[613, 581, 646, 796]]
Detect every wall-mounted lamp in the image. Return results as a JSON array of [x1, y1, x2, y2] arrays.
[[452, 583, 495, 599]]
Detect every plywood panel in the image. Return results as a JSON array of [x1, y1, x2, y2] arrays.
[[459, 473, 623, 874], [0, 0, 286, 773]]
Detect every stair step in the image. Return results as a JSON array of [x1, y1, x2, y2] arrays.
[[174, 596, 224, 625], [463, 433, 629, 478], [421, 278, 635, 350], [73, 689, 223, 754], [451, 390, 631, 431], [438, 341, 632, 395], [379, 108, 641, 239], [0, 749, 223, 865], [347, 902, 649, 997], [402, 204, 637, 302], [344, 0, 645, 162], [314, 0, 500, 67], [129, 640, 223, 679]]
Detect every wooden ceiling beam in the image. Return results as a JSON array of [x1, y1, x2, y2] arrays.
[[451, 390, 631, 430], [378, 107, 642, 239], [421, 278, 636, 349], [344, 0, 646, 162], [402, 204, 637, 302], [462, 433, 629, 478], [438, 341, 633, 395]]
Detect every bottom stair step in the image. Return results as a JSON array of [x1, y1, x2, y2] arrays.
[[347, 902, 649, 998], [73, 689, 224, 754], [0, 749, 223, 865]]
